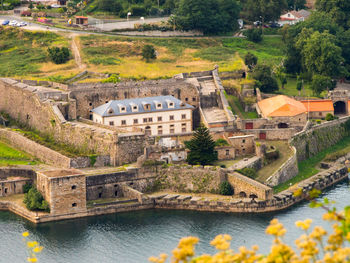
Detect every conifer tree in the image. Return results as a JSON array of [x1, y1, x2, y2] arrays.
[[185, 125, 217, 165]]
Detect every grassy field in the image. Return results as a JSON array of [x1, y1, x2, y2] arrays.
[[256, 141, 293, 183], [0, 141, 36, 166], [225, 94, 259, 119], [78, 35, 284, 80], [0, 27, 72, 78], [274, 136, 350, 193]]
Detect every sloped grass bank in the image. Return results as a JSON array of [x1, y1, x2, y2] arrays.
[[0, 140, 36, 166], [274, 136, 350, 193]]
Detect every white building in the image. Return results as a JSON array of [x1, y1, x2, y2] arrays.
[[279, 9, 311, 26], [92, 96, 194, 136]]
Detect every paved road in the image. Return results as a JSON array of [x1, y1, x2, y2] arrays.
[[94, 17, 168, 31]]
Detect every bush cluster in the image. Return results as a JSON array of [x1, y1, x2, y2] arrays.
[[236, 167, 257, 179], [47, 47, 70, 64], [23, 186, 50, 212], [219, 181, 233, 195]]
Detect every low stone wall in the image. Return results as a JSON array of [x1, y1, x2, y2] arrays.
[[0, 129, 110, 169], [0, 167, 36, 181], [242, 128, 296, 140], [266, 146, 298, 186], [121, 185, 145, 203], [290, 116, 350, 162]]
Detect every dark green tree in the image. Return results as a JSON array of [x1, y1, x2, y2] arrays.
[[300, 31, 346, 78], [310, 74, 332, 96], [48, 47, 70, 64], [175, 0, 240, 34], [142, 44, 157, 62], [244, 52, 258, 70], [287, 0, 306, 10], [185, 125, 217, 165], [316, 0, 350, 29], [97, 0, 122, 13], [244, 28, 262, 43], [241, 0, 287, 24], [252, 64, 279, 93]]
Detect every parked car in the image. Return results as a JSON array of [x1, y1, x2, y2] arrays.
[[9, 20, 17, 26], [270, 22, 282, 28], [51, 4, 60, 8], [17, 22, 27, 27], [253, 21, 262, 26], [1, 20, 9, 25]]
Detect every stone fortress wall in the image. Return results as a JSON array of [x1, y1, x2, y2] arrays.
[[290, 116, 350, 162]]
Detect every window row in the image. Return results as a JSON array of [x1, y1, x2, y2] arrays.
[[108, 114, 188, 126]]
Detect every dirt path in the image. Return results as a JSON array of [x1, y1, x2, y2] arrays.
[[70, 35, 86, 70]]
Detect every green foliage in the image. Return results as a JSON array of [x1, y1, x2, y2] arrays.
[[241, 0, 287, 22], [89, 155, 97, 166], [219, 181, 233, 195], [252, 64, 279, 93], [244, 52, 258, 70], [97, 0, 122, 13], [287, 0, 306, 10], [22, 182, 32, 194], [237, 167, 257, 179], [142, 160, 166, 166], [310, 75, 332, 96], [185, 125, 218, 165], [325, 113, 335, 121], [175, 0, 240, 34], [215, 138, 230, 147], [142, 44, 157, 62], [47, 47, 70, 64], [316, 0, 350, 30], [102, 74, 120, 83], [244, 28, 263, 43], [0, 140, 36, 166], [23, 187, 50, 212]]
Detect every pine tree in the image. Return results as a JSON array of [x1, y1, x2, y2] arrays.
[[185, 125, 217, 165]]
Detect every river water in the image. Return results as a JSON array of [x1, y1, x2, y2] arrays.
[[0, 181, 349, 263]]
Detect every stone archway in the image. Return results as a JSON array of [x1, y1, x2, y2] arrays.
[[278, 123, 289, 129], [249, 194, 258, 199], [334, 101, 346, 115], [239, 191, 247, 198]]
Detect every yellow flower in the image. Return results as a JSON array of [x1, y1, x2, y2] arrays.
[[295, 219, 313, 231], [27, 241, 36, 248], [210, 234, 232, 251], [293, 188, 303, 197], [149, 253, 167, 263], [33, 246, 43, 253], [22, 232, 29, 237], [266, 219, 287, 237], [27, 258, 37, 262]]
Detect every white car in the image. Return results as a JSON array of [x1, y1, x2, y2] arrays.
[[51, 4, 60, 8], [17, 22, 27, 27], [9, 20, 17, 26]]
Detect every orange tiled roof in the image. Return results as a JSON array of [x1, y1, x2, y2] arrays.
[[257, 95, 306, 117], [301, 100, 334, 112]]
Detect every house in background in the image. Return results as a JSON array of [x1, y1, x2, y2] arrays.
[[301, 100, 334, 119], [92, 96, 194, 136], [279, 9, 311, 25]]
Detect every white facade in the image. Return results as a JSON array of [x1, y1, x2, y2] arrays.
[[93, 108, 193, 136]]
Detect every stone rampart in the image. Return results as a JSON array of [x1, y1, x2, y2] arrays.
[[242, 128, 296, 140], [290, 116, 350, 161], [228, 172, 273, 200], [266, 146, 298, 186]]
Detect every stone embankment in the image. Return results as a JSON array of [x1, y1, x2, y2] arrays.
[[0, 165, 347, 223]]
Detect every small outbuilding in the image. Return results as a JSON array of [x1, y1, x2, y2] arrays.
[[75, 16, 88, 25]]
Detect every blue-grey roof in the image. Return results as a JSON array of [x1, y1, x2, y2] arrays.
[[92, 95, 194, 117]]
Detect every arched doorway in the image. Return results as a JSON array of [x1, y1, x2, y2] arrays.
[[145, 126, 151, 136], [278, 123, 289, 129], [239, 191, 247, 198], [334, 101, 346, 115]]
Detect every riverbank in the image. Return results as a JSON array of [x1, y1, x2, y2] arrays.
[[0, 165, 347, 223]]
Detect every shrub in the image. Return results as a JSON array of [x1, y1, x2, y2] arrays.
[[215, 138, 229, 147], [142, 160, 165, 166], [23, 187, 50, 212], [237, 167, 256, 179], [102, 74, 120, 83], [244, 28, 263, 43], [142, 45, 157, 62], [325, 113, 334, 121], [316, 119, 322, 124], [47, 47, 70, 64], [22, 182, 32, 194], [219, 181, 233, 195]]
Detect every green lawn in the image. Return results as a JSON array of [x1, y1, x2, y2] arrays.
[[225, 94, 259, 119], [274, 136, 350, 193], [256, 141, 293, 183], [0, 141, 36, 166], [0, 27, 68, 77]]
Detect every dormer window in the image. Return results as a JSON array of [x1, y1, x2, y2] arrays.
[[118, 104, 126, 113], [155, 101, 162, 110], [107, 108, 114, 115], [143, 103, 151, 111], [130, 103, 138, 112], [166, 100, 175, 108]]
